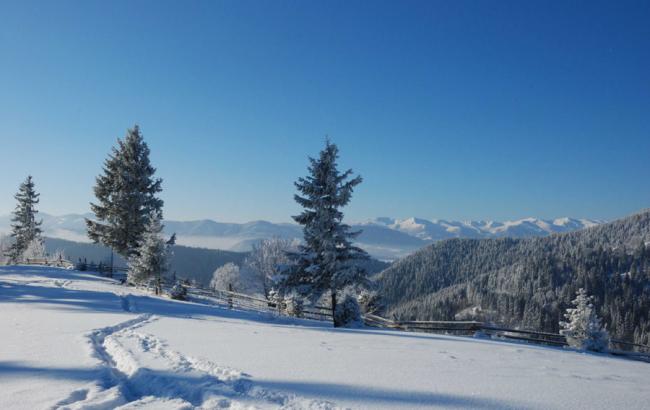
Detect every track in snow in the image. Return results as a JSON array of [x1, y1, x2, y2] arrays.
[[52, 293, 339, 410]]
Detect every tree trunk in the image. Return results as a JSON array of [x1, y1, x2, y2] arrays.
[[331, 290, 339, 327]]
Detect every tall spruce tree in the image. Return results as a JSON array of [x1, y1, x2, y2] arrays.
[[285, 139, 369, 327], [127, 210, 167, 293], [86, 125, 163, 258], [7, 176, 43, 262]]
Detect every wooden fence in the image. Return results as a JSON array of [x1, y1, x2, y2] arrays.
[[81, 263, 650, 360], [190, 285, 333, 321], [23, 260, 649, 361], [363, 314, 650, 360], [18, 257, 74, 269]]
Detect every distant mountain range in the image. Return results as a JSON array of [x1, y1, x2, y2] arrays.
[[0, 213, 603, 260]]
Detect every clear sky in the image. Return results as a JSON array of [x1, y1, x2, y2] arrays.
[[1, 1, 648, 223]]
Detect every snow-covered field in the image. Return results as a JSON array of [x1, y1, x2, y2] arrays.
[[2, 266, 649, 409]]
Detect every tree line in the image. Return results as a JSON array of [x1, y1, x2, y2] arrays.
[[4, 125, 370, 327], [4, 124, 643, 341]]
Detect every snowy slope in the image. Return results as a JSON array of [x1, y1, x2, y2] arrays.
[[2, 266, 649, 409]]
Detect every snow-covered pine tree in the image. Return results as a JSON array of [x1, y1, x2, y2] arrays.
[[560, 288, 610, 352], [86, 125, 163, 258], [334, 287, 362, 327], [284, 139, 369, 327], [127, 210, 167, 293], [7, 176, 43, 262]]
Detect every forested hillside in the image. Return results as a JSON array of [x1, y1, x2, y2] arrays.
[[44, 237, 246, 285], [376, 210, 650, 344]]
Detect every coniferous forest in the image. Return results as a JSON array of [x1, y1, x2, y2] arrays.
[[376, 210, 650, 345]]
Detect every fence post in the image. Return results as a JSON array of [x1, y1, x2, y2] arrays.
[[109, 249, 114, 278], [228, 283, 233, 309]]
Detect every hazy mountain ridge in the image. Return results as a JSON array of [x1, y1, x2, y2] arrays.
[[43, 237, 247, 286], [0, 213, 602, 260]]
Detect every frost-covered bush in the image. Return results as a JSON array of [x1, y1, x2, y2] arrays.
[[169, 282, 188, 300], [454, 306, 498, 323], [0, 234, 11, 265], [284, 293, 304, 318], [210, 262, 262, 295], [560, 288, 609, 352], [334, 289, 362, 327], [357, 289, 383, 315], [245, 237, 299, 299], [49, 249, 66, 264], [267, 288, 280, 303], [22, 238, 46, 260]]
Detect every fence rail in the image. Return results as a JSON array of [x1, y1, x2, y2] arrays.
[[17, 257, 74, 269], [21, 260, 650, 361], [362, 314, 650, 360], [189, 285, 334, 321]]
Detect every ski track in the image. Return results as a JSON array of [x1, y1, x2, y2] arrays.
[[51, 292, 341, 410]]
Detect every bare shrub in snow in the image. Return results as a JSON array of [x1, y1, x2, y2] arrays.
[[245, 237, 298, 299], [49, 249, 66, 263], [22, 238, 46, 260]]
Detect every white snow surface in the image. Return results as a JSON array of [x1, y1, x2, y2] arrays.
[[2, 266, 649, 410]]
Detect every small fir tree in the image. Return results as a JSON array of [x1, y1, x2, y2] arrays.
[[283, 292, 305, 318], [127, 211, 167, 292], [334, 287, 362, 327], [560, 288, 610, 352], [7, 176, 43, 262], [283, 139, 369, 327], [86, 125, 163, 258]]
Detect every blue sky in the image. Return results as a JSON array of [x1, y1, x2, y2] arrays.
[[0, 1, 648, 223]]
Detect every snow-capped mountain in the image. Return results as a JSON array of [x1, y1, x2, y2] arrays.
[[0, 213, 603, 260], [364, 216, 603, 241]]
